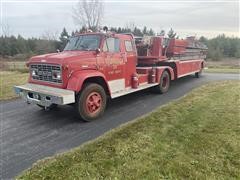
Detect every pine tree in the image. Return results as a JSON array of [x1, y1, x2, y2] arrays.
[[59, 28, 70, 51], [142, 26, 147, 35], [79, 26, 87, 33], [117, 27, 122, 33], [159, 30, 165, 36], [167, 28, 177, 38], [148, 28, 155, 36]]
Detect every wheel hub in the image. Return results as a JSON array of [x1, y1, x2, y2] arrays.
[[85, 92, 102, 114]]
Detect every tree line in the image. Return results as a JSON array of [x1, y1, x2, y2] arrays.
[[1, 27, 239, 61], [0, 26, 155, 58], [0, 35, 61, 58], [199, 34, 240, 60]]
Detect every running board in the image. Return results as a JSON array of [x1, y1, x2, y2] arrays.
[[177, 70, 199, 78], [111, 83, 158, 99]]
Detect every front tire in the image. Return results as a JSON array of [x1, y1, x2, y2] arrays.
[[76, 83, 106, 122], [154, 70, 170, 94]]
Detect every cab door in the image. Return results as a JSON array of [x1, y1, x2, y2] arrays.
[[102, 37, 125, 93]]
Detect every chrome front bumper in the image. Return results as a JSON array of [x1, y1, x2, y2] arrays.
[[14, 83, 75, 107]]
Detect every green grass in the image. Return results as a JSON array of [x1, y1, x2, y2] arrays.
[[0, 71, 28, 100], [18, 81, 240, 179], [204, 67, 240, 74], [2, 61, 29, 73], [204, 59, 240, 74]]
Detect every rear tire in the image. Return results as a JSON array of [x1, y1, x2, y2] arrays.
[[76, 83, 106, 122], [154, 71, 170, 94], [195, 68, 202, 78]]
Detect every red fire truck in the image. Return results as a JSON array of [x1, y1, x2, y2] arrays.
[[15, 31, 207, 121]]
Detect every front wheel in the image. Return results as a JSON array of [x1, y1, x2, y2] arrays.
[[76, 83, 106, 122], [154, 70, 170, 94]]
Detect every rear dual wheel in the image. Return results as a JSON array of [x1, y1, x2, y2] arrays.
[[195, 68, 203, 78], [76, 83, 106, 122], [154, 70, 170, 94]]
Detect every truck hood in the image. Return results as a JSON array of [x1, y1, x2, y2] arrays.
[[29, 51, 96, 65]]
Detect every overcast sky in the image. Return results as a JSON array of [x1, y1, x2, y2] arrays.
[[1, 0, 239, 39]]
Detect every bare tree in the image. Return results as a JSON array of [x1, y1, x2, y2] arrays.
[[72, 0, 104, 31], [2, 23, 12, 37], [41, 29, 59, 41], [125, 21, 135, 32]]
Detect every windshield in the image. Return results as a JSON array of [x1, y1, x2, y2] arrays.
[[64, 35, 101, 51]]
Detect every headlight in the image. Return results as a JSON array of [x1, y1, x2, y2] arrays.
[[52, 71, 61, 80], [31, 69, 37, 76]]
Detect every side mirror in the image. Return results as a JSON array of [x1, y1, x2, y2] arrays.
[[95, 48, 101, 54]]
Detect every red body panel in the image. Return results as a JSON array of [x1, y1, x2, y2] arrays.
[[136, 67, 152, 74], [167, 39, 188, 55], [67, 70, 109, 92], [156, 66, 175, 82], [175, 59, 203, 77], [138, 74, 149, 84]]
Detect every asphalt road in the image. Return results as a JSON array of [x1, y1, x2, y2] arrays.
[[0, 73, 239, 179]]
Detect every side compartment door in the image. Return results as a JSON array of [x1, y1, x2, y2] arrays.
[[102, 37, 125, 93], [123, 39, 137, 88]]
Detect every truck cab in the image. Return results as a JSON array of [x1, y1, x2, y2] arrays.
[[15, 32, 205, 121]]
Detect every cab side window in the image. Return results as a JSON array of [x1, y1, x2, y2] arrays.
[[103, 37, 120, 53], [125, 40, 134, 52]]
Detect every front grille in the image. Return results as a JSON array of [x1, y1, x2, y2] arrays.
[[30, 64, 62, 84]]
